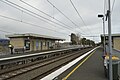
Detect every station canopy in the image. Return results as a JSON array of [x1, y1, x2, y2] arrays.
[[6, 33, 65, 41]]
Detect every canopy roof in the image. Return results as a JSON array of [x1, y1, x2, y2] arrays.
[[6, 33, 65, 41]]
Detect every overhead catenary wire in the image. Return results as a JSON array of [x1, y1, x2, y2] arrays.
[[0, 0, 68, 31], [69, 0, 92, 34], [19, 0, 74, 30], [103, 0, 108, 35], [104, 0, 108, 14], [104, 0, 106, 14], [20, 0, 53, 19], [103, 0, 108, 34], [20, 0, 85, 35], [104, 0, 115, 14], [3, 0, 75, 32], [0, 14, 69, 35], [46, 0, 85, 35], [83, 36, 100, 37], [111, 0, 116, 13], [20, 10, 23, 22], [4, 0, 72, 30], [0, 29, 13, 33], [47, 0, 79, 27], [69, 0, 86, 26]]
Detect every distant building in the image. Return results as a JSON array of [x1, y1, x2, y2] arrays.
[[0, 39, 9, 53], [6, 33, 65, 52], [101, 34, 120, 50], [0, 39, 9, 46]]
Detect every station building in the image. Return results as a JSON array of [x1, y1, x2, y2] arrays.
[[6, 33, 65, 52], [101, 34, 120, 50]]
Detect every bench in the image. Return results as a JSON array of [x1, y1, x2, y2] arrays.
[[14, 48, 25, 53]]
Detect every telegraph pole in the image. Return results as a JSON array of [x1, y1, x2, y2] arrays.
[[108, 0, 113, 80]]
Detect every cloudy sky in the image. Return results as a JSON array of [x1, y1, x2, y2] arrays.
[[0, 0, 119, 43]]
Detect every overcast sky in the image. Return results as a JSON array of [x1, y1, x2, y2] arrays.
[[0, 0, 120, 43]]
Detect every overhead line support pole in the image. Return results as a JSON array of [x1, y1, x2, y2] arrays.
[[108, 0, 113, 80]]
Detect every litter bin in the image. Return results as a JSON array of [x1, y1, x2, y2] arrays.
[[104, 55, 120, 80]]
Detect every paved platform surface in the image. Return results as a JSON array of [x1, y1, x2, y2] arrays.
[[57, 47, 108, 80], [0, 47, 80, 58], [0, 48, 69, 58]]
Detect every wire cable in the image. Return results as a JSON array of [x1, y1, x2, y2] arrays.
[[111, 0, 116, 13], [3, 0, 74, 32], [47, 0, 84, 35], [46, 0, 85, 35], [69, 0, 92, 34], [0, 0, 67, 31], [0, 29, 13, 33], [70, 0, 85, 26], [19, 0, 74, 30], [104, 0, 108, 13], [0, 14, 69, 35], [47, 0, 78, 27], [104, 0, 106, 14]]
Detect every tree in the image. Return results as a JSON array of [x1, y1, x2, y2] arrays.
[[90, 40, 95, 47], [71, 33, 77, 45], [70, 33, 81, 45], [86, 39, 91, 46], [81, 38, 86, 47]]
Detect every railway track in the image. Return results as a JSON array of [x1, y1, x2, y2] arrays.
[[0, 48, 92, 80]]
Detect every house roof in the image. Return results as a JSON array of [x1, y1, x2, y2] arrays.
[[6, 33, 65, 41]]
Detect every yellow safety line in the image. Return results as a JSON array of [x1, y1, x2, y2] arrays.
[[63, 50, 96, 80]]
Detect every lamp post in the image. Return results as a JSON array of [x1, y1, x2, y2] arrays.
[[98, 14, 106, 56], [98, 0, 113, 79]]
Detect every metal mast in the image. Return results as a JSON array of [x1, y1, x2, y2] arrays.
[[108, 0, 113, 80]]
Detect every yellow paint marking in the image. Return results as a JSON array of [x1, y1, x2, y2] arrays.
[[63, 50, 96, 80]]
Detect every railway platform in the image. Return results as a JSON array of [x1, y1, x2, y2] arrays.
[[58, 47, 107, 80], [41, 47, 120, 80]]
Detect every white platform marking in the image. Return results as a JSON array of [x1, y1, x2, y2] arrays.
[[41, 47, 99, 80]]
